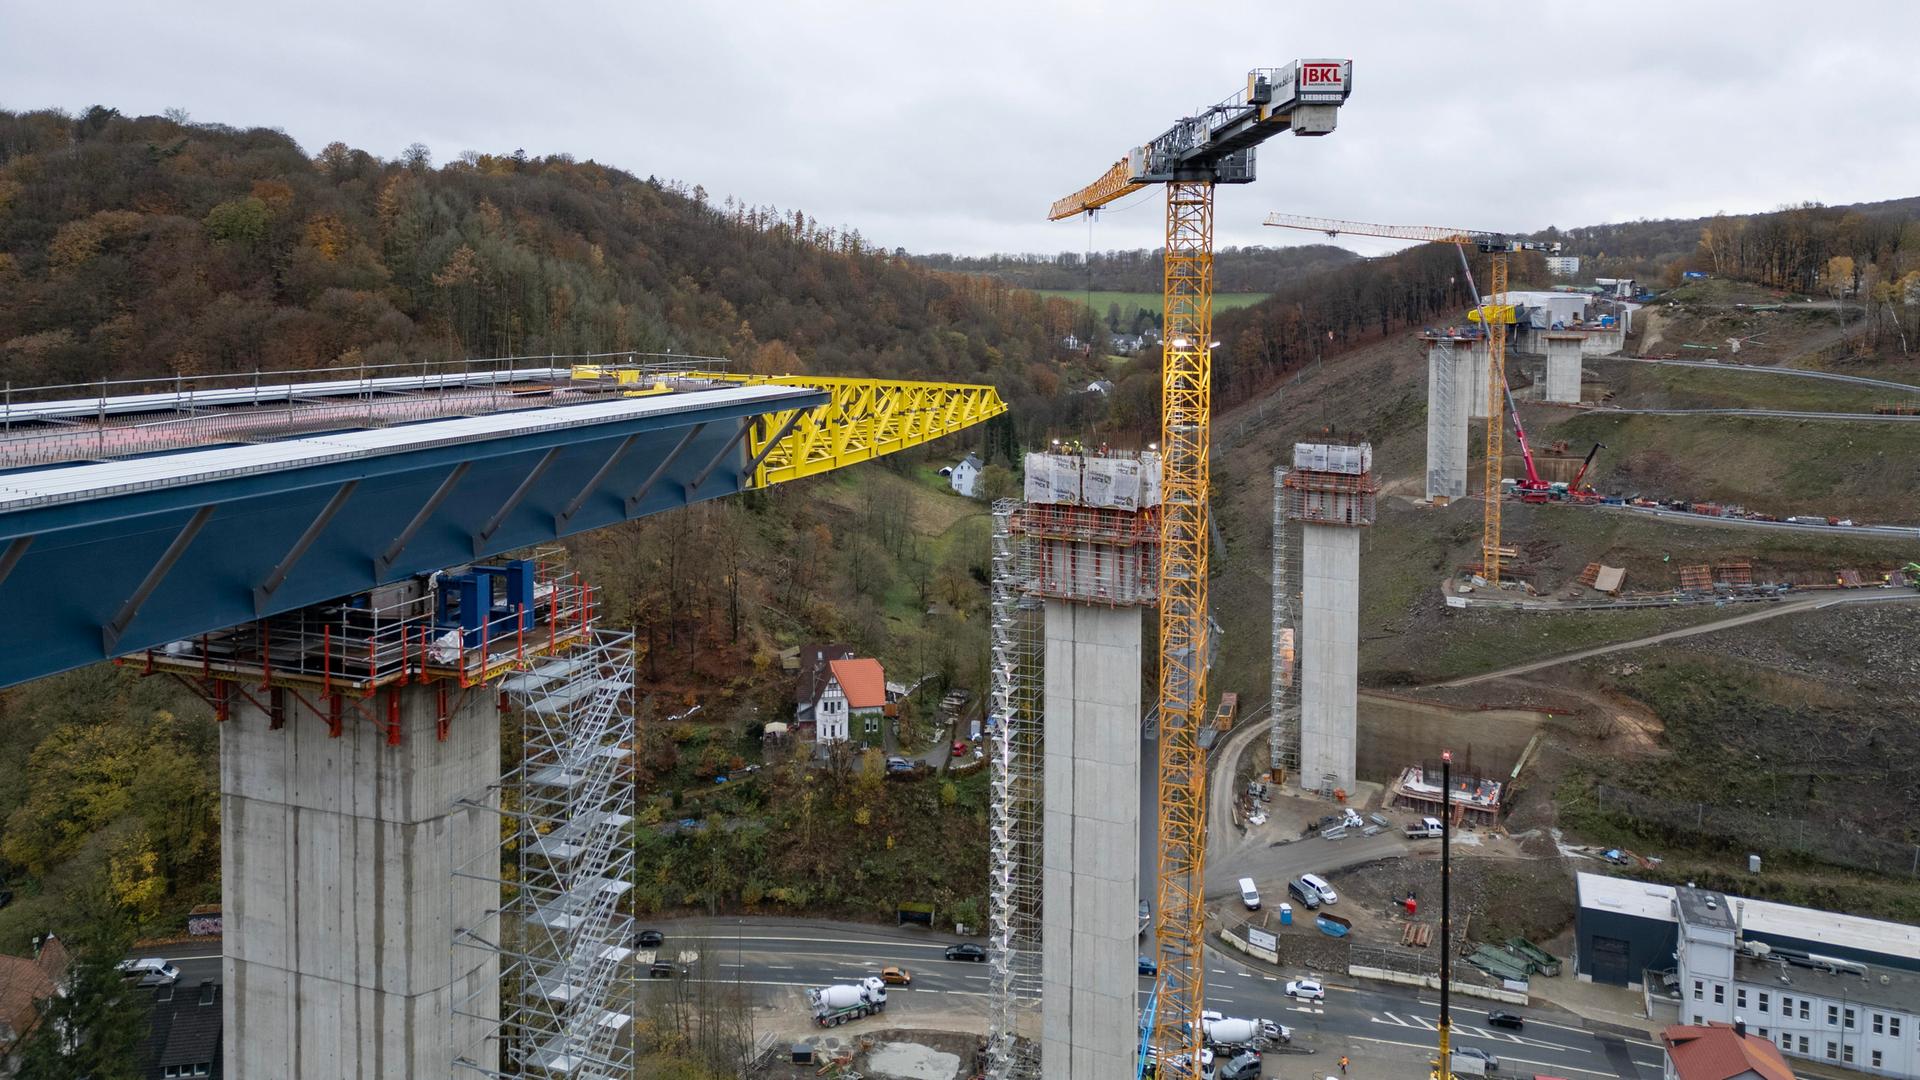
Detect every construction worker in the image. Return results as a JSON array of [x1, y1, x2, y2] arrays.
[[1339, 1054, 1350, 1073]]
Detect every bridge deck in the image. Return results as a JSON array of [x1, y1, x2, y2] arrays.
[[0, 382, 824, 687]]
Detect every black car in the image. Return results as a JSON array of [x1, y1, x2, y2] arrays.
[[944, 943, 987, 962], [648, 961, 677, 978], [636, 929, 665, 948], [1487, 1010, 1525, 1031]]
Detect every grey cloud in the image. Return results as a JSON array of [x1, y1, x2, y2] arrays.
[[2, 0, 1915, 256]]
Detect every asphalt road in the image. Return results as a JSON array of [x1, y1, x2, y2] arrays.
[[1581, 405, 1920, 422], [1602, 355, 1920, 394], [1600, 503, 1920, 537], [649, 916, 1665, 1079], [125, 942, 222, 989]]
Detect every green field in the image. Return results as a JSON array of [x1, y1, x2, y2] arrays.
[[1031, 289, 1270, 313]]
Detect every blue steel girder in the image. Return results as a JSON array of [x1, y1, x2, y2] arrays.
[[0, 387, 825, 688]]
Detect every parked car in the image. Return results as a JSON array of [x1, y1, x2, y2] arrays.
[[886, 756, 913, 773], [1486, 1009, 1525, 1030], [115, 958, 181, 987], [1217, 1048, 1263, 1080], [1139, 898, 1152, 936], [635, 929, 664, 948], [1301, 872, 1338, 905], [951, 740, 969, 757], [1138, 955, 1159, 977], [648, 961, 677, 978], [944, 943, 986, 962], [1283, 978, 1323, 1001], [1286, 878, 1321, 910], [879, 966, 913, 986]]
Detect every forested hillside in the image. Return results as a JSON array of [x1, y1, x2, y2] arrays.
[[913, 243, 1356, 293], [0, 106, 1077, 943], [0, 106, 1075, 414], [1526, 195, 1920, 292]]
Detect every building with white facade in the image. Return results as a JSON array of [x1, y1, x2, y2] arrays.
[[808, 657, 887, 745], [1546, 255, 1582, 276], [948, 453, 983, 498], [1576, 873, 1920, 1079]]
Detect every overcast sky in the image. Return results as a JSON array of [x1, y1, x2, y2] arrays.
[[4, 1, 1917, 258]]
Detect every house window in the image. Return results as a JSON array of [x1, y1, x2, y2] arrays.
[[1873, 1050, 1884, 1068], [1827, 1041, 1838, 1060], [864, 714, 879, 736], [1736, 987, 1747, 1009], [1874, 1013, 1885, 1035], [1799, 999, 1809, 1020], [195, 1067, 211, 1078], [1693, 979, 1705, 1001], [1781, 995, 1792, 1015], [1758, 1027, 1768, 1038], [1844, 1007, 1855, 1030], [1694, 1014, 1704, 1025], [1714, 983, 1725, 1005], [1759, 991, 1770, 1013], [1842, 1044, 1854, 1064], [1798, 1035, 1809, 1054], [1829, 1005, 1840, 1027], [1889, 1016, 1901, 1038]]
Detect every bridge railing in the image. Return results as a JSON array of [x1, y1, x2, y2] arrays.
[[0, 353, 730, 470]]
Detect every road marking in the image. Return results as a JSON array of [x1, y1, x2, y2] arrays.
[[1371, 1014, 1589, 1054], [1236, 972, 1252, 978], [1262, 976, 1278, 981], [765, 964, 793, 970], [1409, 999, 1660, 1047], [1349, 1035, 1621, 1079]]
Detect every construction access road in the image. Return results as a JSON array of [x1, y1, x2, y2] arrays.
[[1603, 355, 1920, 394], [1577, 405, 1920, 422], [1433, 590, 1920, 688], [1597, 502, 1920, 537], [646, 916, 1666, 1079]]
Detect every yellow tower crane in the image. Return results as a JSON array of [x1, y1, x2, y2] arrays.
[[1051, 63, 1352, 1078], [1260, 214, 1553, 586]]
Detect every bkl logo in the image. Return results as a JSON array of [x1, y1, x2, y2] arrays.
[[1301, 62, 1343, 86]]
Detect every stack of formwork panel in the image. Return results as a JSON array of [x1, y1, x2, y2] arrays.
[[1676, 565, 1714, 592]]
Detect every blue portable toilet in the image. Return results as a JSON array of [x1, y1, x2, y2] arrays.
[[1279, 902, 1293, 927]]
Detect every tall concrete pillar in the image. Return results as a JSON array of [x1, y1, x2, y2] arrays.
[[1465, 339, 1492, 420], [1299, 524, 1360, 793], [1425, 341, 1469, 502], [1041, 601, 1140, 1080], [1543, 334, 1583, 402], [222, 688, 499, 1079]]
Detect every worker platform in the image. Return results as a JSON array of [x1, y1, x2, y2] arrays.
[[0, 357, 1004, 688]]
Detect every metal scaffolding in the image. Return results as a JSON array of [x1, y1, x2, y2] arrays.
[[1268, 466, 1301, 780], [454, 629, 638, 1079], [986, 498, 1045, 1080]]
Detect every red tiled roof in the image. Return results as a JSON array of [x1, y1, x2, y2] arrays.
[[1662, 1022, 1797, 1080], [827, 657, 887, 710], [0, 935, 68, 1047]]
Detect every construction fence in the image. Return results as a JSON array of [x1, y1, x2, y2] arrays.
[[1589, 784, 1920, 879]]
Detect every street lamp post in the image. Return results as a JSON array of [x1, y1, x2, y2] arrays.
[[1438, 749, 1454, 1079]]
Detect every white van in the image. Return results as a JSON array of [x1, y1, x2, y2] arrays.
[[1237, 877, 1261, 910], [1300, 873, 1337, 905]]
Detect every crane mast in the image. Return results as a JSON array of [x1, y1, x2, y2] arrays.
[[1053, 61, 1350, 1080]]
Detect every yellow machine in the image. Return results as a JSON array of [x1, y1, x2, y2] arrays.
[[1052, 62, 1352, 1077]]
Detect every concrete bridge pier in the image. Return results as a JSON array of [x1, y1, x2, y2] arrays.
[[221, 686, 499, 1078]]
